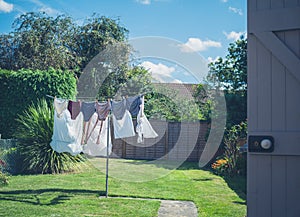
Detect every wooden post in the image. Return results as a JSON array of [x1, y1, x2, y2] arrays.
[[165, 122, 168, 160]]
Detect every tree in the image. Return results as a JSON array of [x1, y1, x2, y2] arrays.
[[0, 12, 79, 72], [115, 65, 153, 98], [206, 37, 247, 126], [0, 12, 129, 76], [192, 83, 212, 121], [207, 37, 247, 91], [0, 12, 132, 99], [75, 14, 129, 71]]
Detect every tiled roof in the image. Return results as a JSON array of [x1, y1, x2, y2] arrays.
[[152, 83, 197, 99]]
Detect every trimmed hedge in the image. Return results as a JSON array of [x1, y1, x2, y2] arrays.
[[0, 68, 77, 138]]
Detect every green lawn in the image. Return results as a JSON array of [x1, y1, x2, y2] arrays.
[[0, 159, 246, 217]]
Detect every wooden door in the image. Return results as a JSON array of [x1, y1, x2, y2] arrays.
[[248, 0, 300, 216]]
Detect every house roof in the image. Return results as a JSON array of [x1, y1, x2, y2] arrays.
[[152, 83, 197, 100]]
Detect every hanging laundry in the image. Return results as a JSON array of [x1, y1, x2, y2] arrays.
[[50, 104, 83, 156], [68, 100, 81, 120], [53, 97, 68, 118], [136, 96, 158, 143], [126, 95, 142, 117], [83, 113, 112, 157], [112, 110, 136, 139], [96, 101, 111, 121], [81, 101, 96, 145], [111, 99, 126, 120], [81, 101, 96, 122], [84, 101, 111, 144], [111, 99, 135, 139]]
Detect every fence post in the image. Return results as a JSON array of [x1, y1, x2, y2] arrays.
[[122, 140, 126, 158], [164, 122, 169, 160]]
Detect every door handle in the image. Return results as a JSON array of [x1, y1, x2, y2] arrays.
[[248, 136, 274, 152]]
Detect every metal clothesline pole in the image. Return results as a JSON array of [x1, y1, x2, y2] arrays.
[[47, 94, 111, 198], [46, 94, 145, 198], [105, 112, 110, 198]]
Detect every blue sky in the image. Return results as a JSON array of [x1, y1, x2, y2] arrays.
[[0, 0, 246, 83]]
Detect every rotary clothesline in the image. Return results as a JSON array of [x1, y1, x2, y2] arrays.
[[49, 95, 157, 150], [47, 94, 158, 197]]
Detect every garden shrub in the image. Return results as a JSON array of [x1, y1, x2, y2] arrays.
[[0, 159, 9, 186], [14, 99, 85, 174], [0, 139, 21, 176], [212, 121, 247, 176], [0, 68, 77, 138]]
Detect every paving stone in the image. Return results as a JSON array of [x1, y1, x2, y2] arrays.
[[158, 200, 198, 217], [99, 196, 198, 217]]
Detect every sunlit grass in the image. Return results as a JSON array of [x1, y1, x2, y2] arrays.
[[0, 159, 246, 217]]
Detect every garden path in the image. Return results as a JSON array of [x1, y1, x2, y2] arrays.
[[157, 199, 197, 217]]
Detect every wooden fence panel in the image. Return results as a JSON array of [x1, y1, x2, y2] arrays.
[[111, 121, 210, 162]]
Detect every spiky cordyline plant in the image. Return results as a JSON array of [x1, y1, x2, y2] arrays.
[[14, 99, 85, 174]]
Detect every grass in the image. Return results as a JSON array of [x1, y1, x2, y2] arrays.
[[0, 159, 246, 217]]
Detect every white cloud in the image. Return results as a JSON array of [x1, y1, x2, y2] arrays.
[[180, 37, 222, 53], [168, 78, 182, 83], [39, 6, 60, 15], [29, 0, 60, 15], [136, 0, 170, 5], [0, 0, 13, 13], [136, 0, 151, 5], [229, 6, 243, 15], [207, 56, 220, 63], [221, 0, 228, 2], [223, 31, 245, 41], [141, 61, 182, 83]]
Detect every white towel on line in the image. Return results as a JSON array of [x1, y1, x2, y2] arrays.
[[50, 110, 83, 156], [112, 110, 136, 139]]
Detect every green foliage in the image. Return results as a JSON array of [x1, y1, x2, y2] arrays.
[[14, 99, 85, 174], [1, 12, 79, 72], [97, 65, 151, 101], [207, 37, 247, 91], [212, 122, 247, 176], [118, 66, 153, 97], [0, 139, 21, 175], [144, 92, 180, 121], [0, 172, 8, 186], [0, 159, 9, 186], [77, 41, 132, 99], [0, 68, 77, 138], [225, 90, 247, 127], [192, 84, 212, 121], [76, 14, 129, 70], [211, 158, 229, 175], [206, 37, 247, 127], [144, 85, 207, 122], [0, 12, 129, 75]]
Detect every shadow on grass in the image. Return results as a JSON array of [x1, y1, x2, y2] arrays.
[[192, 178, 214, 182], [222, 175, 247, 201], [177, 162, 202, 170], [233, 201, 246, 205], [107, 158, 202, 170], [0, 188, 105, 206]]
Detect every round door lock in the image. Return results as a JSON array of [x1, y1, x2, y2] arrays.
[[261, 139, 272, 149]]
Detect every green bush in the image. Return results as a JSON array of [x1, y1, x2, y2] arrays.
[[212, 121, 247, 176], [0, 68, 77, 138], [0, 159, 9, 186], [0, 172, 9, 186], [225, 91, 247, 128], [14, 99, 85, 174]]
